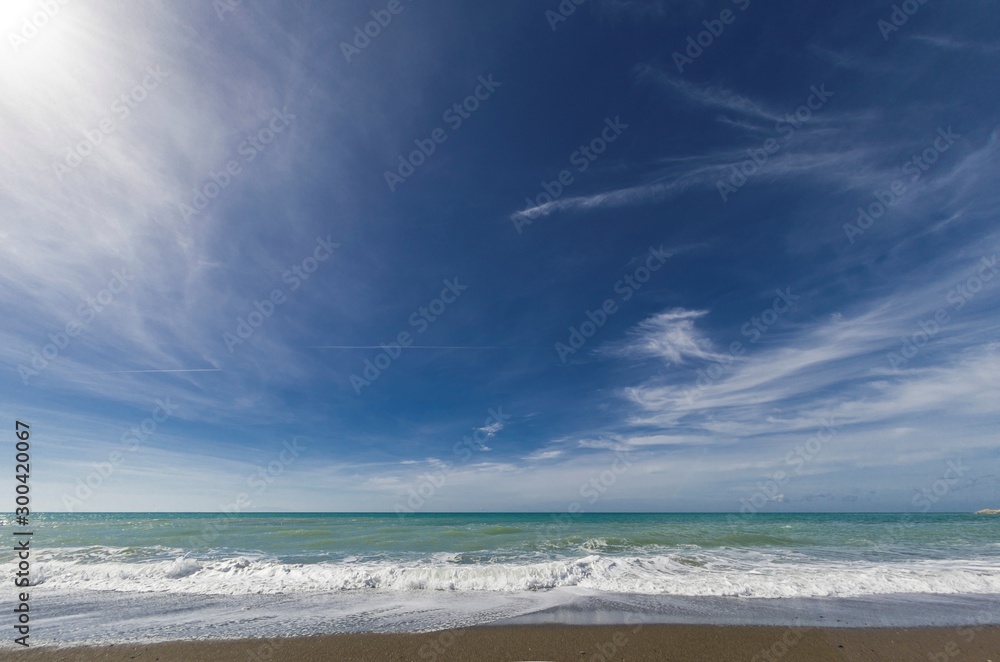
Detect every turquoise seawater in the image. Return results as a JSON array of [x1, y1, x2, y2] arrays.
[[9, 511, 1000, 563], [4, 512, 998, 644]]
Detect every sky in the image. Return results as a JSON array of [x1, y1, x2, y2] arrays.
[[3, 0, 998, 513]]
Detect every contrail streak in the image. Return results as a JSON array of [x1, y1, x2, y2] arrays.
[[309, 346, 504, 350], [80, 368, 222, 374]]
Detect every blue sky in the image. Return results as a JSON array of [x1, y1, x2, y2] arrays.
[[3, 0, 999, 512]]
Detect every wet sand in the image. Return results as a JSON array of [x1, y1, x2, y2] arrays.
[[4, 624, 999, 661]]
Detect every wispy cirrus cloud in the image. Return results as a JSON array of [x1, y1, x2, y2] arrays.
[[909, 34, 1000, 53], [634, 65, 782, 123], [611, 232, 1000, 450], [509, 69, 889, 222], [605, 309, 728, 365]]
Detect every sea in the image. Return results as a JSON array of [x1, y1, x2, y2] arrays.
[[3, 512, 999, 646]]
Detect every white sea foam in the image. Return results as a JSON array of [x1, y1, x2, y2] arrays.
[[26, 550, 1000, 598]]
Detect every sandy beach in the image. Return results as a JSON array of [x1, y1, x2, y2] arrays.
[[4, 625, 999, 661]]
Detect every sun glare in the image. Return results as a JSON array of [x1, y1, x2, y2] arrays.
[[1, 0, 80, 87]]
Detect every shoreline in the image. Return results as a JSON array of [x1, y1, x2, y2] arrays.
[[4, 624, 1000, 661]]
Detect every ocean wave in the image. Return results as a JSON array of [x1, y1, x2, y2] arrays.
[[24, 551, 1000, 598]]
